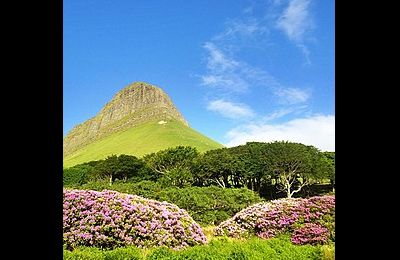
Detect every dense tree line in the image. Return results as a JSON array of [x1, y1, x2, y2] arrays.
[[64, 141, 335, 199]]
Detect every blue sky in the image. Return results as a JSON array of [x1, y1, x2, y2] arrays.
[[64, 0, 335, 151]]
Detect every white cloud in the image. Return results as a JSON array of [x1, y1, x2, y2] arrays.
[[203, 42, 239, 72], [298, 43, 311, 65], [274, 87, 310, 104], [275, 0, 313, 64], [262, 107, 296, 121], [207, 99, 255, 119], [215, 19, 268, 40], [199, 0, 316, 118], [276, 0, 312, 42], [200, 74, 249, 93], [201, 42, 284, 94], [225, 115, 335, 151], [201, 43, 249, 93]]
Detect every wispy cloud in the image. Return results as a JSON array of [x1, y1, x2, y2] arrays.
[[213, 19, 268, 42], [262, 107, 296, 121], [225, 114, 335, 151], [203, 42, 239, 72], [201, 42, 277, 93], [276, 0, 312, 42], [199, 0, 315, 122], [207, 99, 255, 119], [274, 87, 310, 104], [200, 42, 249, 93], [275, 0, 313, 63]]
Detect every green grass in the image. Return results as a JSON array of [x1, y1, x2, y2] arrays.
[[64, 119, 223, 168], [64, 236, 331, 259]]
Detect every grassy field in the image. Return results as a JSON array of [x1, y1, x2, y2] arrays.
[[63, 119, 223, 168], [63, 235, 335, 260]]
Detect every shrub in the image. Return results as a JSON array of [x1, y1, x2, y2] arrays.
[[64, 237, 323, 259], [147, 237, 321, 259], [157, 186, 262, 225], [68, 183, 262, 226], [291, 223, 330, 245], [63, 189, 207, 250], [70, 180, 162, 198], [103, 246, 143, 260], [63, 247, 105, 260], [215, 195, 335, 245], [63, 164, 94, 186], [320, 244, 335, 260]]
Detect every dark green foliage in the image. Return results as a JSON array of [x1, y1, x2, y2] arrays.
[[191, 142, 332, 199], [64, 155, 153, 186], [194, 148, 244, 188], [127, 180, 163, 198], [158, 168, 194, 188], [322, 151, 335, 188], [64, 237, 323, 260], [63, 164, 94, 186], [74, 180, 162, 198], [92, 154, 147, 186], [93, 155, 121, 186], [65, 142, 334, 200], [114, 154, 146, 182], [229, 142, 273, 193], [262, 141, 330, 198], [143, 146, 200, 187], [158, 186, 262, 225]]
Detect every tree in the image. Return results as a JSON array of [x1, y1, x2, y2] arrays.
[[322, 151, 335, 191], [195, 148, 243, 188], [63, 164, 94, 186], [264, 141, 327, 198], [229, 142, 272, 192], [93, 155, 120, 186], [143, 146, 200, 187], [115, 154, 145, 182]]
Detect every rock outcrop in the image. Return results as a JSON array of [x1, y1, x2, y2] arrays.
[[63, 82, 188, 157]]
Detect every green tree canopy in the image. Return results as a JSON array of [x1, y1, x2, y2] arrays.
[[264, 141, 328, 198], [143, 146, 200, 187], [92, 154, 146, 186]]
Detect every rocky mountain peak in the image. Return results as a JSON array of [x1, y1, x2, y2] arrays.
[[63, 82, 188, 157]]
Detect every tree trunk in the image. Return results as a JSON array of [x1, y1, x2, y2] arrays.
[[287, 189, 292, 198], [223, 176, 229, 188], [215, 178, 225, 188], [109, 175, 113, 186]]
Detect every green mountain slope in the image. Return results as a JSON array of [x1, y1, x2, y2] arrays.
[[63, 119, 223, 168]]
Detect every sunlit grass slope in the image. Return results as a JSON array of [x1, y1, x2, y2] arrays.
[[63, 119, 223, 168]]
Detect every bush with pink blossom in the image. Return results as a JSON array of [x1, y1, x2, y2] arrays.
[[63, 189, 207, 250], [291, 223, 330, 245], [214, 195, 335, 245]]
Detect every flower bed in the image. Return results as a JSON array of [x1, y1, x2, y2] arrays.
[[63, 189, 207, 250], [214, 195, 335, 245]]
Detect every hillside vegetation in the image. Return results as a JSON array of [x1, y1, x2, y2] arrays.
[[63, 119, 223, 168]]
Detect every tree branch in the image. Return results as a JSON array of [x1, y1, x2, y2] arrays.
[[214, 178, 226, 188], [290, 179, 309, 196]]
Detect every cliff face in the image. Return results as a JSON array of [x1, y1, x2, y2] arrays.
[[63, 82, 188, 157]]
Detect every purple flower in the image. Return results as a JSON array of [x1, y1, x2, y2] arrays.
[[215, 195, 335, 245], [63, 189, 207, 250]]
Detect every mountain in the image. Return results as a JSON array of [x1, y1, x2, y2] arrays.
[[63, 82, 223, 167]]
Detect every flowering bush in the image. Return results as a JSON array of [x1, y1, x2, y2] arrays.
[[214, 195, 335, 245], [63, 189, 207, 250], [291, 223, 330, 245]]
